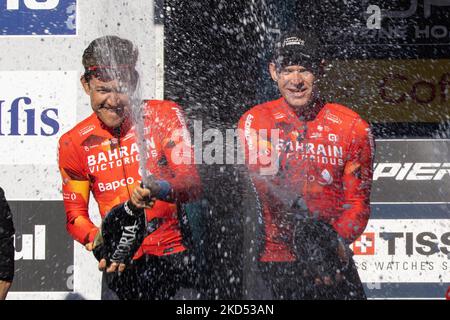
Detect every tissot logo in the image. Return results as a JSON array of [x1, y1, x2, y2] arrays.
[[352, 233, 375, 255], [352, 219, 450, 284], [381, 231, 450, 256], [352, 231, 450, 256]]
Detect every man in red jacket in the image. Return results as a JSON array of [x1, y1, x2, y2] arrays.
[[238, 29, 374, 299], [58, 36, 201, 299]]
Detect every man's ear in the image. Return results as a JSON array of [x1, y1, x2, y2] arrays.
[[80, 75, 91, 95], [269, 62, 279, 82]]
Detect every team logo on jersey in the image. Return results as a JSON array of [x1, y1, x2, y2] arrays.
[[122, 132, 134, 141], [317, 125, 332, 132], [78, 125, 95, 136], [328, 133, 338, 142], [101, 140, 111, 147], [63, 192, 76, 201], [82, 134, 105, 150], [318, 169, 333, 185], [274, 112, 286, 119], [244, 114, 255, 150], [325, 112, 342, 124], [87, 140, 158, 174], [277, 140, 345, 167]]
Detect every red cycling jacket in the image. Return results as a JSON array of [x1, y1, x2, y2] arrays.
[[238, 97, 374, 262], [58, 100, 201, 259]]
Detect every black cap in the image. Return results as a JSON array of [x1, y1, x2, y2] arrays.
[[272, 29, 322, 69]]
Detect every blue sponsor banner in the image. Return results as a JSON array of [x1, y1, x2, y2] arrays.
[[0, 0, 76, 36], [371, 203, 450, 220], [364, 283, 450, 299]]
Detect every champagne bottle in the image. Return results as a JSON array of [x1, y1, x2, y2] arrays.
[[93, 200, 146, 265]]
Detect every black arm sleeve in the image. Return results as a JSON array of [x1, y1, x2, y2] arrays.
[[0, 188, 15, 281]]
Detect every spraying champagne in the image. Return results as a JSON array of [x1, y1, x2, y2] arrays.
[[92, 176, 174, 265]]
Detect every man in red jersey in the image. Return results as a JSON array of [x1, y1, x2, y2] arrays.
[[238, 29, 374, 299], [58, 36, 201, 299]]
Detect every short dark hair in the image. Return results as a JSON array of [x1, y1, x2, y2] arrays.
[[82, 35, 139, 85], [82, 35, 138, 69]]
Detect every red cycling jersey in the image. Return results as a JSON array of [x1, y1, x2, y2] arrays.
[[58, 100, 201, 259], [238, 98, 374, 262]]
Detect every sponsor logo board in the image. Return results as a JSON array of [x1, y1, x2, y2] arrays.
[[326, 1, 450, 45], [9, 201, 74, 292], [353, 218, 450, 283], [372, 139, 450, 202], [1, 0, 77, 36], [322, 59, 450, 123], [0, 71, 77, 165]]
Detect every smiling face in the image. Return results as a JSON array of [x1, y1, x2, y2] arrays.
[[81, 75, 133, 129], [269, 62, 317, 111]]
